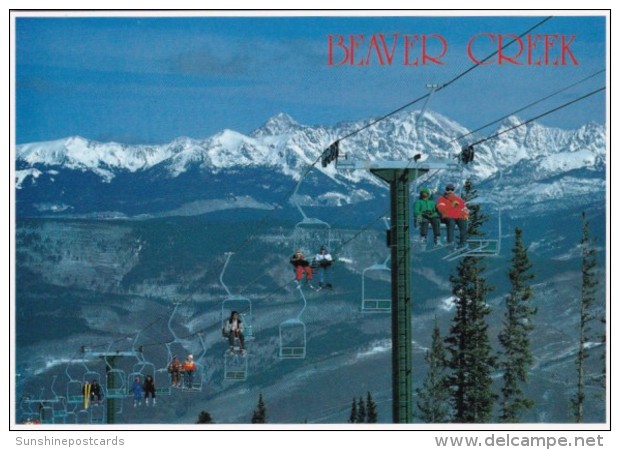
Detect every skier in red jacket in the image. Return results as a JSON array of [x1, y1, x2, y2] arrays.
[[436, 183, 469, 248]]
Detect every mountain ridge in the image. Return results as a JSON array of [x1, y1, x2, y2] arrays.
[[15, 110, 606, 219]]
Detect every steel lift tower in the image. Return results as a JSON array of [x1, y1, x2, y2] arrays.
[[323, 144, 458, 423], [83, 348, 139, 424]]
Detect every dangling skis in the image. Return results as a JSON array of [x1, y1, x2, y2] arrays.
[[83, 382, 91, 409]]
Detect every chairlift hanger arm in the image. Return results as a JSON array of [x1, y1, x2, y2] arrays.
[[295, 284, 308, 321], [167, 303, 183, 342], [292, 167, 314, 221], [219, 252, 234, 297]]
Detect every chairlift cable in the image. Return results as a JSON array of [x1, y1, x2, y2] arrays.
[[469, 86, 606, 147], [450, 68, 606, 146], [336, 16, 553, 143]]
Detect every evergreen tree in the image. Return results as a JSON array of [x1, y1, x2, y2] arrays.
[[196, 410, 213, 424], [366, 392, 378, 423], [572, 211, 599, 423], [356, 397, 366, 423], [444, 180, 497, 423], [348, 397, 357, 423], [498, 227, 536, 422], [251, 392, 267, 424], [416, 320, 451, 422]]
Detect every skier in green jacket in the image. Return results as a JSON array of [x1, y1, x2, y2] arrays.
[[414, 187, 441, 246]]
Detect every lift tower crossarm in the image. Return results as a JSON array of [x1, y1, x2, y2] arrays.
[[337, 157, 459, 172]]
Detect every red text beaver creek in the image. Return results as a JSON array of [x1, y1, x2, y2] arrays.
[[327, 33, 579, 66]]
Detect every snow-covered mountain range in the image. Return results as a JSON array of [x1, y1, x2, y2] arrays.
[[15, 111, 606, 219]]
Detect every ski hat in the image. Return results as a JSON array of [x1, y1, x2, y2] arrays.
[[320, 245, 326, 251], [188, 354, 193, 360], [445, 183, 456, 191], [420, 187, 431, 195]]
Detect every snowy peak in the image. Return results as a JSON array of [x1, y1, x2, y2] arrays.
[[329, 110, 466, 167], [203, 129, 271, 169], [462, 116, 606, 179], [496, 115, 523, 129], [16, 135, 183, 181], [490, 115, 605, 153], [251, 113, 301, 138], [18, 136, 81, 167]]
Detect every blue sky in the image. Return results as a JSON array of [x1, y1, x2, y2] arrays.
[[15, 13, 607, 144]]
